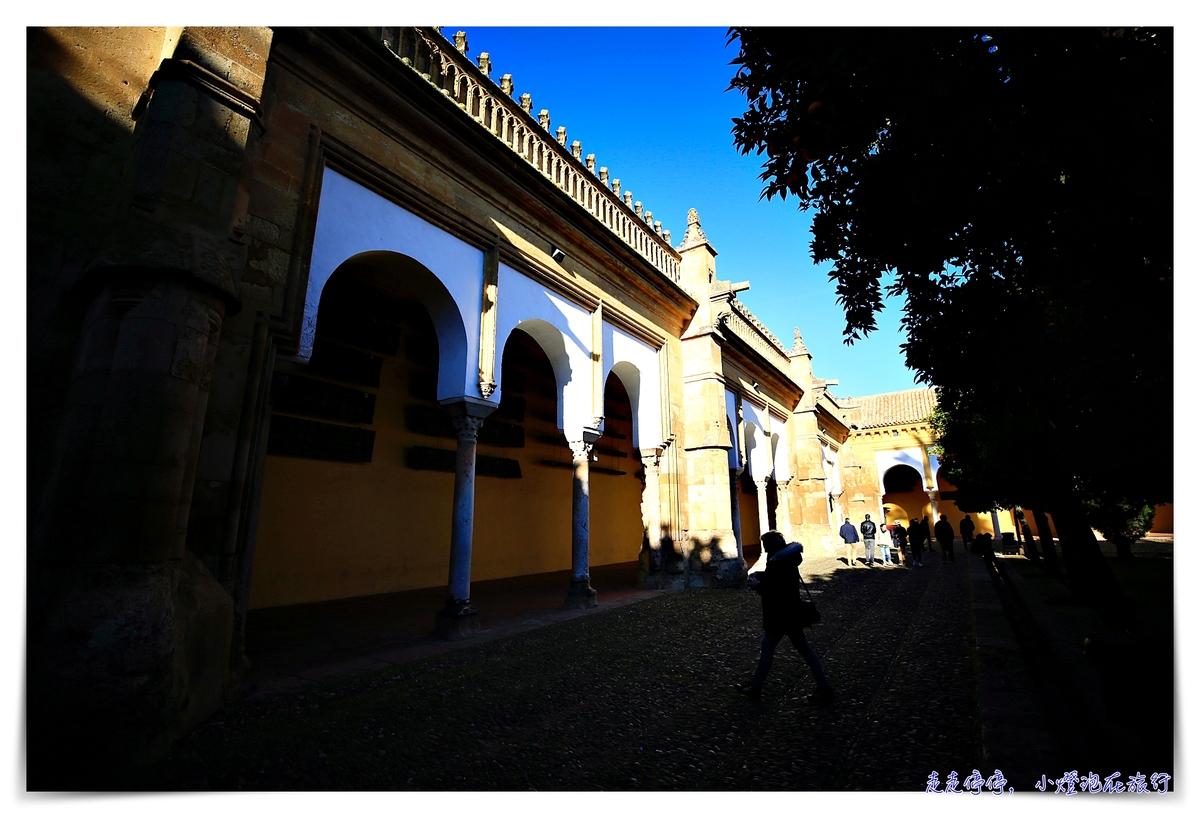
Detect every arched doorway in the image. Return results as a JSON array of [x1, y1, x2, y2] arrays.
[[882, 464, 931, 528], [252, 257, 460, 610], [587, 372, 647, 574], [471, 327, 572, 579]]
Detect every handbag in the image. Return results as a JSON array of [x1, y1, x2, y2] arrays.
[[797, 573, 821, 627]]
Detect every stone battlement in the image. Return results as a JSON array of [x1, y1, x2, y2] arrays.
[[371, 27, 681, 283]]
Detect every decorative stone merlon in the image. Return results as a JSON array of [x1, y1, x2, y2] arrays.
[[634, 201, 644, 217], [600, 167, 609, 185], [380, 29, 680, 283], [612, 178, 621, 196], [678, 207, 712, 252], [663, 229, 671, 243], [645, 210, 654, 226], [624, 191, 633, 207], [557, 126, 568, 146], [790, 327, 810, 356], [571, 140, 582, 159], [654, 220, 662, 235], [586, 153, 596, 172]]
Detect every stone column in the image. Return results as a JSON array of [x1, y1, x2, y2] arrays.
[[755, 479, 773, 537], [928, 490, 939, 520], [747, 478, 774, 573], [639, 448, 665, 587], [775, 478, 794, 541], [566, 438, 600, 608], [435, 398, 497, 640], [729, 467, 744, 558]]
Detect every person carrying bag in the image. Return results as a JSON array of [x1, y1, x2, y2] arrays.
[[737, 531, 835, 703]]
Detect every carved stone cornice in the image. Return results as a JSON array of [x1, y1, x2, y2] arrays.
[[133, 58, 265, 132]]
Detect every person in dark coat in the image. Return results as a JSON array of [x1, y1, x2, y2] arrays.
[[838, 517, 860, 567], [892, 521, 909, 565], [919, 516, 933, 558], [861, 514, 878, 566], [959, 516, 976, 556], [934, 514, 956, 563], [909, 517, 925, 566], [737, 531, 835, 703]]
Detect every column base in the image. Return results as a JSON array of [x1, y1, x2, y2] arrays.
[[434, 602, 480, 641], [565, 578, 598, 609]]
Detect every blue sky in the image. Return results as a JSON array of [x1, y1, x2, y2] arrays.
[[447, 26, 922, 398]]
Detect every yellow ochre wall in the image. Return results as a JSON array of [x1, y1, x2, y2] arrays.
[[251, 327, 644, 610]]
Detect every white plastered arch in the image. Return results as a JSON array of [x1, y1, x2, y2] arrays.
[[740, 398, 772, 481], [770, 412, 791, 481], [494, 263, 594, 438], [305, 167, 483, 400], [876, 448, 929, 493], [601, 323, 664, 451]]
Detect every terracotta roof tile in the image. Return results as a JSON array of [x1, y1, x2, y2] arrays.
[[847, 387, 937, 430]]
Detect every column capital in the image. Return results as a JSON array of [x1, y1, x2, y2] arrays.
[[568, 439, 595, 461], [639, 447, 663, 471], [450, 414, 486, 442]]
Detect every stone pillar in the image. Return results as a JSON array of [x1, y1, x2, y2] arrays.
[[566, 437, 600, 608], [928, 491, 940, 520], [638, 448, 665, 588], [776, 478, 794, 541], [729, 467, 744, 558], [747, 478, 773, 573], [755, 478, 773, 538], [435, 398, 497, 640], [29, 273, 236, 778]]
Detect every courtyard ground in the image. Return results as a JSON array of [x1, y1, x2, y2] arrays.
[[115, 542, 1173, 792]]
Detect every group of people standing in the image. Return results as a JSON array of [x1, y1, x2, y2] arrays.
[[838, 513, 978, 567]]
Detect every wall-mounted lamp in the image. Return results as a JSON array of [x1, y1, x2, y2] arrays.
[[550, 245, 566, 264]]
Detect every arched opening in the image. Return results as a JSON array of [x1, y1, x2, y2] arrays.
[[882, 464, 932, 527], [587, 372, 646, 575], [472, 327, 572, 579], [252, 259, 458, 611]]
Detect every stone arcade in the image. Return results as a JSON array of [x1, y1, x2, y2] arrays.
[[28, 27, 1115, 778]]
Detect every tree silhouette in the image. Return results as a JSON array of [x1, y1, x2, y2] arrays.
[[729, 27, 1172, 607]]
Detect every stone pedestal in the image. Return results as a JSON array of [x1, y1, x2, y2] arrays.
[[434, 606, 481, 641]]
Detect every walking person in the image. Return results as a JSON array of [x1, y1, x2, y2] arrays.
[[861, 514, 878, 567], [737, 531, 835, 703], [934, 514, 955, 563], [909, 517, 925, 566], [959, 515, 976, 556], [838, 517, 860, 567]]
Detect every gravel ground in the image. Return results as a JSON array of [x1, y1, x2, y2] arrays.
[[123, 558, 979, 791]]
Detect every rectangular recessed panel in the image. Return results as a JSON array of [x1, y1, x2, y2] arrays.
[[272, 373, 377, 425], [267, 415, 375, 462], [406, 446, 521, 478], [307, 342, 384, 388]]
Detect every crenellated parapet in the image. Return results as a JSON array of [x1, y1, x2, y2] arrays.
[[717, 300, 792, 371], [370, 27, 681, 283]]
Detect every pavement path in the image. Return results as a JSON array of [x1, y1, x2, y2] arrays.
[[128, 554, 991, 791]]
